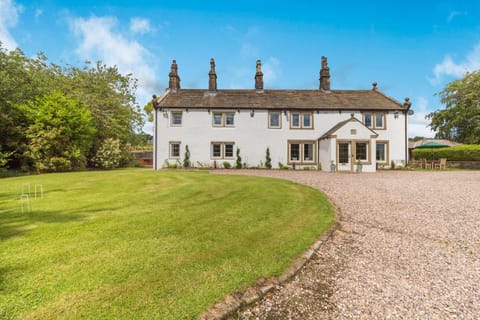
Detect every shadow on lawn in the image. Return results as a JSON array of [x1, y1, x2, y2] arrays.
[[0, 209, 85, 241]]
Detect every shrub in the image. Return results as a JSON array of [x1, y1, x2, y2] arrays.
[[265, 148, 272, 169], [278, 162, 290, 170], [412, 144, 480, 161], [95, 138, 122, 169], [183, 145, 191, 168], [236, 148, 242, 169], [317, 163, 322, 171], [223, 161, 232, 169]]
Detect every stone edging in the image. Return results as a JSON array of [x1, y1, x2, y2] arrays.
[[199, 221, 340, 320]]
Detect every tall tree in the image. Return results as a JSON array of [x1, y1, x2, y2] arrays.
[[20, 91, 96, 172], [0, 42, 144, 170], [427, 71, 480, 144]]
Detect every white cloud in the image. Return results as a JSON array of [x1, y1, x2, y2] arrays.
[[408, 97, 435, 138], [0, 0, 22, 50], [262, 57, 281, 85], [130, 17, 152, 34], [430, 43, 480, 85], [69, 15, 158, 106], [447, 11, 467, 23]]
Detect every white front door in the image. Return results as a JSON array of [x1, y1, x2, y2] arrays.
[[337, 142, 353, 172]]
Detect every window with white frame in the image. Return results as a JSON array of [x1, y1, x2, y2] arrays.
[[290, 112, 313, 129], [171, 111, 183, 126], [363, 112, 385, 129], [376, 141, 388, 163], [288, 141, 316, 164], [211, 142, 235, 159], [268, 111, 281, 128], [355, 141, 368, 162], [169, 142, 181, 158], [212, 112, 235, 127]]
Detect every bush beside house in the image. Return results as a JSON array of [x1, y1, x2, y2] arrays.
[[412, 145, 480, 161]]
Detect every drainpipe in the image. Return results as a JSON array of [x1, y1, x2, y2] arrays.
[[403, 98, 412, 165], [152, 95, 158, 170]]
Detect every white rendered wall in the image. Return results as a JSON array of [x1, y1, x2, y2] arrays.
[[154, 108, 407, 170]]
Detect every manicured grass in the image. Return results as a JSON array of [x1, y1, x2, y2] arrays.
[[0, 169, 334, 319]]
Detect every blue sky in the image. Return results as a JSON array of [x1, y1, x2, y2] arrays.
[[1, 0, 480, 137]]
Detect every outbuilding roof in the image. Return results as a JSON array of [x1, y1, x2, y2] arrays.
[[154, 89, 406, 111]]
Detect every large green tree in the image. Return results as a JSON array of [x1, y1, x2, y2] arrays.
[[0, 43, 145, 171], [427, 71, 480, 144], [21, 91, 96, 172]]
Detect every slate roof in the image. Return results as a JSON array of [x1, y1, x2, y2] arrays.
[[154, 89, 405, 111], [319, 117, 378, 140]]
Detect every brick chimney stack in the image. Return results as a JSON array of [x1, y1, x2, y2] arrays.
[[208, 58, 217, 92], [319, 56, 331, 91], [255, 59, 264, 92], [168, 60, 180, 92]]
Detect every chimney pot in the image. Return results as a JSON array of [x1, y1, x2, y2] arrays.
[[255, 59, 264, 91], [208, 58, 217, 92], [319, 56, 331, 91], [372, 82, 378, 90], [168, 59, 180, 91]]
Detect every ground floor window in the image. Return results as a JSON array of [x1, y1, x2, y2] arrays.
[[376, 141, 389, 163], [355, 142, 368, 161], [288, 141, 316, 164], [338, 143, 349, 164], [211, 142, 235, 159], [169, 141, 181, 158]]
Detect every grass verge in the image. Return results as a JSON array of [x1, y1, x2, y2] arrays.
[[0, 169, 334, 319]]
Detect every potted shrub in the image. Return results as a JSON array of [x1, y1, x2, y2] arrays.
[[356, 160, 363, 173], [330, 160, 336, 173]]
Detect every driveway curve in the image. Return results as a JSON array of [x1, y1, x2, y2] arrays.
[[217, 170, 480, 319]]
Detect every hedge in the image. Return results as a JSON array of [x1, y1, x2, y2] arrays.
[[412, 145, 480, 161]]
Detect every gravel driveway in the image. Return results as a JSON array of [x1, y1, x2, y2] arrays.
[[216, 170, 480, 319]]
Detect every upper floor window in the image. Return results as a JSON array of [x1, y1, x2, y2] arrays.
[[363, 112, 385, 130], [171, 111, 183, 126], [290, 112, 313, 129], [268, 111, 281, 129], [212, 112, 235, 127]]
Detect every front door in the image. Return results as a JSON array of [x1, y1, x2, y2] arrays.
[[337, 142, 353, 172]]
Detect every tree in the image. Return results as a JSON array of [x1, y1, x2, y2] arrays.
[[143, 100, 154, 123], [183, 145, 191, 168], [21, 91, 96, 172], [265, 147, 272, 169], [0, 42, 144, 170], [427, 71, 480, 144], [236, 148, 242, 169]]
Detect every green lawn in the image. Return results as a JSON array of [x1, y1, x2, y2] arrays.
[[0, 169, 334, 319]]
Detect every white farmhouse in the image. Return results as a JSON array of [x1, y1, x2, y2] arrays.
[[152, 57, 412, 172]]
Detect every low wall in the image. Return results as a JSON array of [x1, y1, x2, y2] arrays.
[[409, 160, 480, 170]]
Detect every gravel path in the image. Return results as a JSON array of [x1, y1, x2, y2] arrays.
[[215, 170, 480, 319]]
